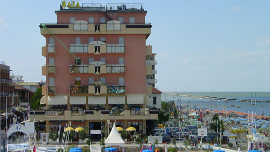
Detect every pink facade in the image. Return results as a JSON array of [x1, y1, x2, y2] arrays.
[[45, 6, 149, 95]]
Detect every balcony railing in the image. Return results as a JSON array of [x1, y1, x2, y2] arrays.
[[48, 85, 55, 94], [107, 85, 125, 93], [70, 65, 89, 73], [47, 65, 55, 74], [0, 78, 12, 83], [130, 108, 149, 116], [106, 3, 144, 11], [106, 65, 125, 73], [69, 44, 88, 53], [45, 110, 64, 116], [107, 44, 125, 53], [70, 85, 88, 94], [71, 110, 85, 116], [47, 44, 55, 53]]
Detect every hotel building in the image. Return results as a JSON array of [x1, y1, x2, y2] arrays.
[[33, 2, 159, 140]]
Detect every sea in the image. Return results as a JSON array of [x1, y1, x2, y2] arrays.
[[161, 92, 270, 116]]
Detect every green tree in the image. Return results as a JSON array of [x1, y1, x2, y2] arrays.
[[120, 130, 128, 140], [161, 101, 175, 112], [30, 87, 43, 110], [158, 110, 169, 124]]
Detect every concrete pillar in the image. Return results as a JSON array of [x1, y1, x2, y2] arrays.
[[143, 95, 146, 108], [86, 96, 89, 110], [105, 95, 109, 110], [67, 96, 70, 110], [142, 120, 146, 135], [85, 120, 89, 135], [124, 95, 127, 110], [124, 120, 128, 129], [46, 120, 50, 133]]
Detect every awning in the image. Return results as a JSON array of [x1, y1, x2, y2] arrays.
[[40, 95, 47, 105], [48, 95, 68, 105], [70, 96, 86, 104], [108, 96, 125, 104], [88, 96, 106, 104], [127, 94, 144, 104]]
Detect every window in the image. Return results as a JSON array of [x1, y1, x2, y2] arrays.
[[153, 97, 157, 105], [48, 57, 55, 65], [75, 37, 81, 44], [100, 77, 106, 84], [119, 37, 124, 44], [49, 77, 55, 85], [89, 77, 94, 84], [119, 57, 124, 64], [88, 58, 94, 64], [100, 17, 106, 23], [100, 57, 106, 63], [89, 37, 94, 43], [119, 77, 124, 85], [75, 77, 81, 85], [100, 37, 106, 42], [129, 17, 135, 24], [70, 17, 75, 24], [49, 37, 55, 44], [118, 17, 124, 23], [89, 17, 94, 24], [75, 58, 81, 65]]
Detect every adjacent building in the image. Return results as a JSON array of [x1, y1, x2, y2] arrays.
[[33, 2, 160, 140], [0, 62, 14, 112]]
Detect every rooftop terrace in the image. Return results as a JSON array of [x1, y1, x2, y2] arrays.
[[59, 1, 145, 12]]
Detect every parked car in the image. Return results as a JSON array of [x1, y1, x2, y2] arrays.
[[172, 131, 184, 140], [157, 133, 171, 143], [151, 129, 167, 135], [187, 125, 198, 130]]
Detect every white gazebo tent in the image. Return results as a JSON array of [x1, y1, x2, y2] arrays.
[[105, 123, 125, 145]]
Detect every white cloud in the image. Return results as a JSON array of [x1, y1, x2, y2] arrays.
[[2, 23, 8, 29], [255, 37, 270, 46], [232, 6, 241, 10]]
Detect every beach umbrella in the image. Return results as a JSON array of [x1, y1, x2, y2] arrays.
[[261, 125, 268, 129], [105, 147, 117, 152], [75, 127, 85, 132], [116, 127, 124, 131], [213, 148, 225, 152], [126, 127, 136, 131], [142, 149, 154, 152], [64, 127, 74, 132]]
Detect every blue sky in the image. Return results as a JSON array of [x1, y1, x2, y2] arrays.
[[0, 0, 269, 92]]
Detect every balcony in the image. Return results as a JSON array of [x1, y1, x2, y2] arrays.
[[70, 85, 88, 94], [146, 45, 152, 55], [130, 108, 149, 116], [70, 44, 88, 53], [146, 79, 157, 84], [71, 109, 85, 116], [48, 44, 55, 53], [88, 85, 107, 95], [106, 65, 125, 73], [146, 60, 157, 66], [70, 65, 89, 73], [30, 109, 159, 121], [47, 65, 55, 74], [107, 85, 125, 93], [146, 65, 152, 75], [152, 70, 157, 74], [107, 44, 125, 53], [40, 22, 151, 36], [45, 110, 64, 116], [48, 85, 55, 94], [88, 44, 106, 54], [42, 46, 47, 56]]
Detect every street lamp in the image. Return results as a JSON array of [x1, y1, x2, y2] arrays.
[[30, 110, 36, 152], [107, 119, 110, 136]]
